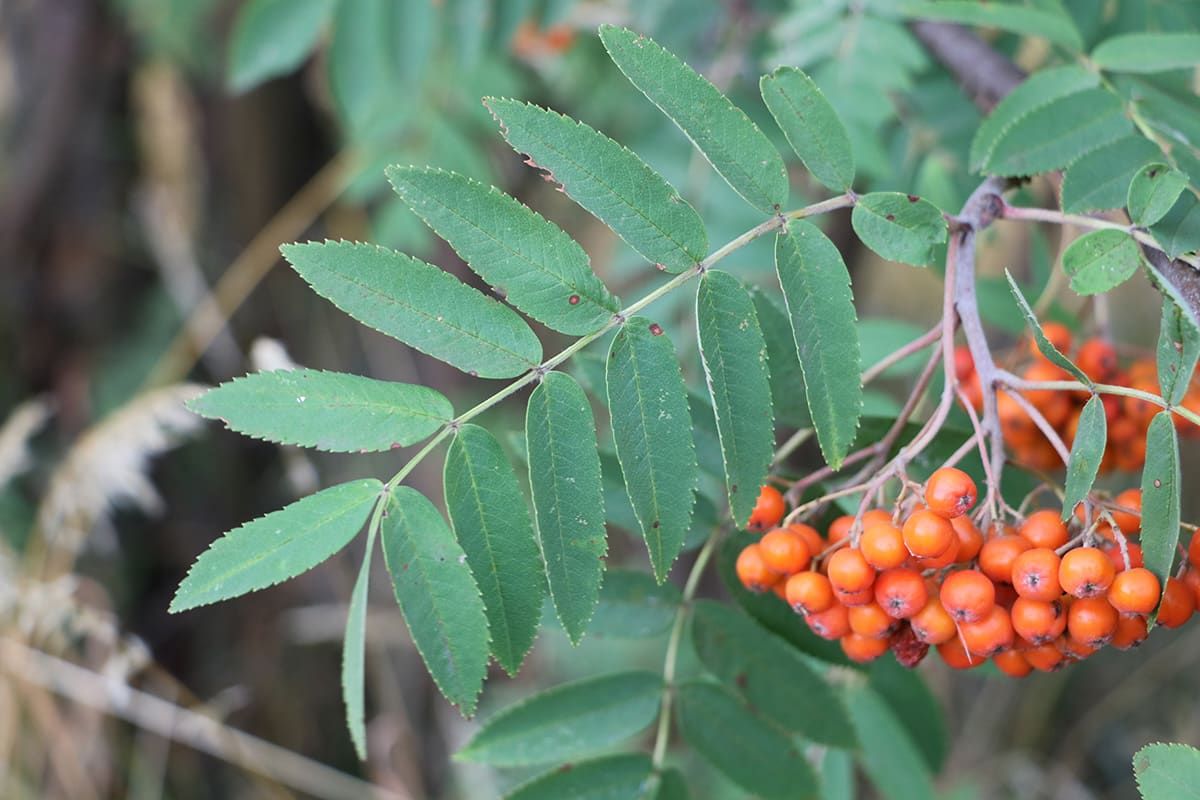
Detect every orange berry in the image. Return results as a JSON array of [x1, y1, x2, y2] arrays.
[[1018, 510, 1070, 550], [861, 509, 893, 528], [1105, 542, 1143, 572], [1110, 613, 1149, 650], [937, 637, 979, 669], [848, 601, 898, 639], [951, 516, 984, 562], [1023, 642, 1066, 672], [1184, 568, 1200, 609], [1189, 533, 1200, 570], [736, 543, 779, 593], [1076, 338, 1119, 383], [786, 524, 826, 559], [910, 597, 957, 645], [940, 569, 996, 623], [806, 603, 851, 640], [1010, 597, 1067, 645], [860, 522, 908, 570], [1108, 488, 1142, 535], [1066, 596, 1118, 648], [993, 648, 1033, 678], [784, 570, 834, 616], [1106, 567, 1161, 615], [1011, 548, 1063, 602], [759, 528, 812, 575], [979, 535, 1032, 584], [771, 581, 790, 602], [953, 344, 975, 381], [998, 390, 1039, 448], [1157, 577, 1195, 628], [959, 604, 1014, 657], [1059, 546, 1116, 598], [840, 631, 891, 663], [1034, 322, 1073, 358], [826, 547, 876, 594], [914, 535, 961, 569], [1022, 361, 1073, 428], [903, 509, 956, 558], [832, 585, 876, 607], [746, 485, 786, 532], [924, 467, 978, 519], [1057, 634, 1098, 662], [873, 567, 928, 619]]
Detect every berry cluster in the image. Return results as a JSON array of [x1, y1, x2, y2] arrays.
[[736, 472, 1199, 674], [955, 325, 1200, 473]]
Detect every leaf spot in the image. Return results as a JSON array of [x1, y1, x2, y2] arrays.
[[907, 194, 920, 203], [886, 214, 895, 221], [1154, 479, 1162, 488], [649, 323, 664, 336], [568, 294, 580, 305]]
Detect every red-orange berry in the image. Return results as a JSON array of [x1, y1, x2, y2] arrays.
[[785, 570, 834, 616], [1018, 510, 1070, 550], [746, 485, 786, 532], [1157, 577, 1195, 628], [848, 601, 898, 639], [1033, 322, 1073, 359], [993, 648, 1033, 678], [1110, 614, 1149, 650], [736, 543, 779, 593], [1011, 548, 1063, 603], [979, 535, 1032, 584], [832, 585, 876, 607], [959, 604, 1014, 657], [827, 547, 876, 594], [840, 631, 892, 663], [1189, 533, 1200, 570], [1184, 568, 1200, 609], [827, 515, 854, 544], [1108, 488, 1142, 536], [1059, 546, 1116, 598], [860, 522, 908, 570], [1023, 642, 1066, 672], [1076, 337, 1119, 383], [910, 597, 957, 645], [786, 524, 826, 559], [1106, 542, 1144, 572], [873, 567, 928, 619], [924, 467, 977, 519], [1010, 597, 1067, 645], [806, 603, 851, 640], [914, 536, 960, 570], [903, 509, 956, 558], [950, 516, 984, 562], [1066, 596, 1118, 648], [1057, 634, 1098, 662], [759, 528, 812, 575], [1107, 567, 1161, 616], [937, 637, 979, 670], [940, 569, 996, 623]]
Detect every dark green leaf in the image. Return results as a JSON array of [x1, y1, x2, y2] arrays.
[[170, 480, 381, 612], [606, 319, 698, 581], [484, 98, 706, 273], [526, 372, 607, 644], [1134, 743, 1200, 800], [227, 0, 335, 92], [381, 487, 489, 715], [859, 319, 931, 378], [386, 167, 619, 335], [851, 192, 947, 267], [189, 369, 451, 452], [866, 658, 947, 772], [444, 425, 544, 675], [1142, 412, 1181, 614], [760, 66, 855, 191], [1061, 395, 1107, 522], [655, 769, 689, 800], [776, 222, 863, 468], [1144, 264, 1200, 342], [1005, 269, 1093, 386], [460, 671, 661, 766], [749, 288, 811, 427], [985, 88, 1132, 177], [327, 0, 394, 135], [1061, 137, 1162, 213], [504, 754, 655, 800], [676, 681, 817, 800], [902, 2, 1083, 51], [821, 749, 855, 800], [342, 525, 375, 761], [589, 569, 681, 638], [599, 25, 789, 213], [1157, 299, 1200, 406], [1128, 163, 1189, 227], [844, 683, 935, 800], [1150, 191, 1200, 259], [696, 271, 775, 529], [1093, 33, 1200, 74], [1062, 229, 1143, 295], [281, 241, 541, 379]]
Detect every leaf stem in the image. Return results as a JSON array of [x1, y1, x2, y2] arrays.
[[996, 371, 1200, 429], [999, 203, 1200, 269]]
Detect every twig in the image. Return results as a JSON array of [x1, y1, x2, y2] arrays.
[[1000, 204, 1200, 270]]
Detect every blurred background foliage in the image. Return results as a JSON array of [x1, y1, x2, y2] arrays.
[[2, 0, 1200, 798]]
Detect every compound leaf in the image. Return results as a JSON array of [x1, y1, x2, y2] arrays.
[[282, 240, 541, 379], [227, 0, 335, 92], [1062, 229, 1143, 295], [1093, 33, 1200, 74], [189, 369, 452, 452], [600, 25, 788, 213], [504, 754, 655, 800], [851, 192, 947, 267], [444, 424, 545, 675], [386, 166, 619, 335], [1062, 137, 1162, 213], [1150, 191, 1200, 260], [985, 88, 1131, 177], [760, 66, 855, 191], [170, 479, 381, 612], [381, 487, 490, 716], [1157, 299, 1200, 406], [1061, 395, 1107, 522], [1128, 163, 1189, 228]]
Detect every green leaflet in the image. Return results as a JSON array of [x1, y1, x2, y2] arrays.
[[227, 0, 335, 93], [589, 569, 681, 638], [902, 2, 1083, 51], [444, 425, 545, 675], [381, 487, 490, 716], [1061, 137, 1162, 213], [844, 683, 935, 800], [1157, 299, 1200, 406], [600, 25, 789, 213], [1005, 270, 1093, 386], [1134, 743, 1200, 800], [526, 372, 607, 644], [969, 65, 1099, 171], [1062, 229, 1143, 296], [606, 319, 698, 582], [1150, 191, 1200, 259], [775, 222, 862, 469], [866, 659, 947, 772], [695, 271, 775, 530], [188, 368, 452, 453], [654, 769, 689, 800], [1093, 33, 1200, 74], [341, 524, 376, 760], [483, 98, 707, 273], [675, 681, 817, 799], [386, 166, 620, 335], [760, 66, 855, 191], [504, 754, 655, 800], [850, 192, 947, 267], [282, 240, 541, 379], [749, 287, 811, 427], [327, 0, 395, 136], [1061, 395, 1107, 523], [1142, 412, 1182, 615], [984, 88, 1132, 177], [1128, 163, 1189, 227], [458, 671, 662, 766], [170, 479, 381, 612]]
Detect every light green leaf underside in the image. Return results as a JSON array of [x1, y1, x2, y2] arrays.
[[1062, 229, 1143, 296], [170, 479, 381, 612], [227, 0, 335, 93], [844, 683, 936, 800], [1134, 743, 1200, 800], [1157, 299, 1200, 406], [902, 2, 1083, 51], [188, 368, 452, 452], [696, 271, 776, 529], [1128, 163, 1189, 228], [588, 569, 681, 638], [606, 319, 698, 582], [851, 192, 947, 267], [483, 98, 706, 273], [459, 671, 662, 766], [1062, 137, 1162, 213], [282, 240, 541, 379], [760, 66, 855, 191], [1150, 191, 1200, 259], [1005, 270, 1093, 387], [341, 524, 376, 760], [526, 372, 607, 644], [381, 487, 490, 716], [984, 88, 1132, 177], [1141, 412, 1181, 611], [386, 166, 619, 335], [1061, 396, 1107, 523], [504, 754, 655, 800], [1093, 33, 1200, 75], [600, 25, 788, 213], [775, 222, 862, 469], [444, 424, 545, 675]]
